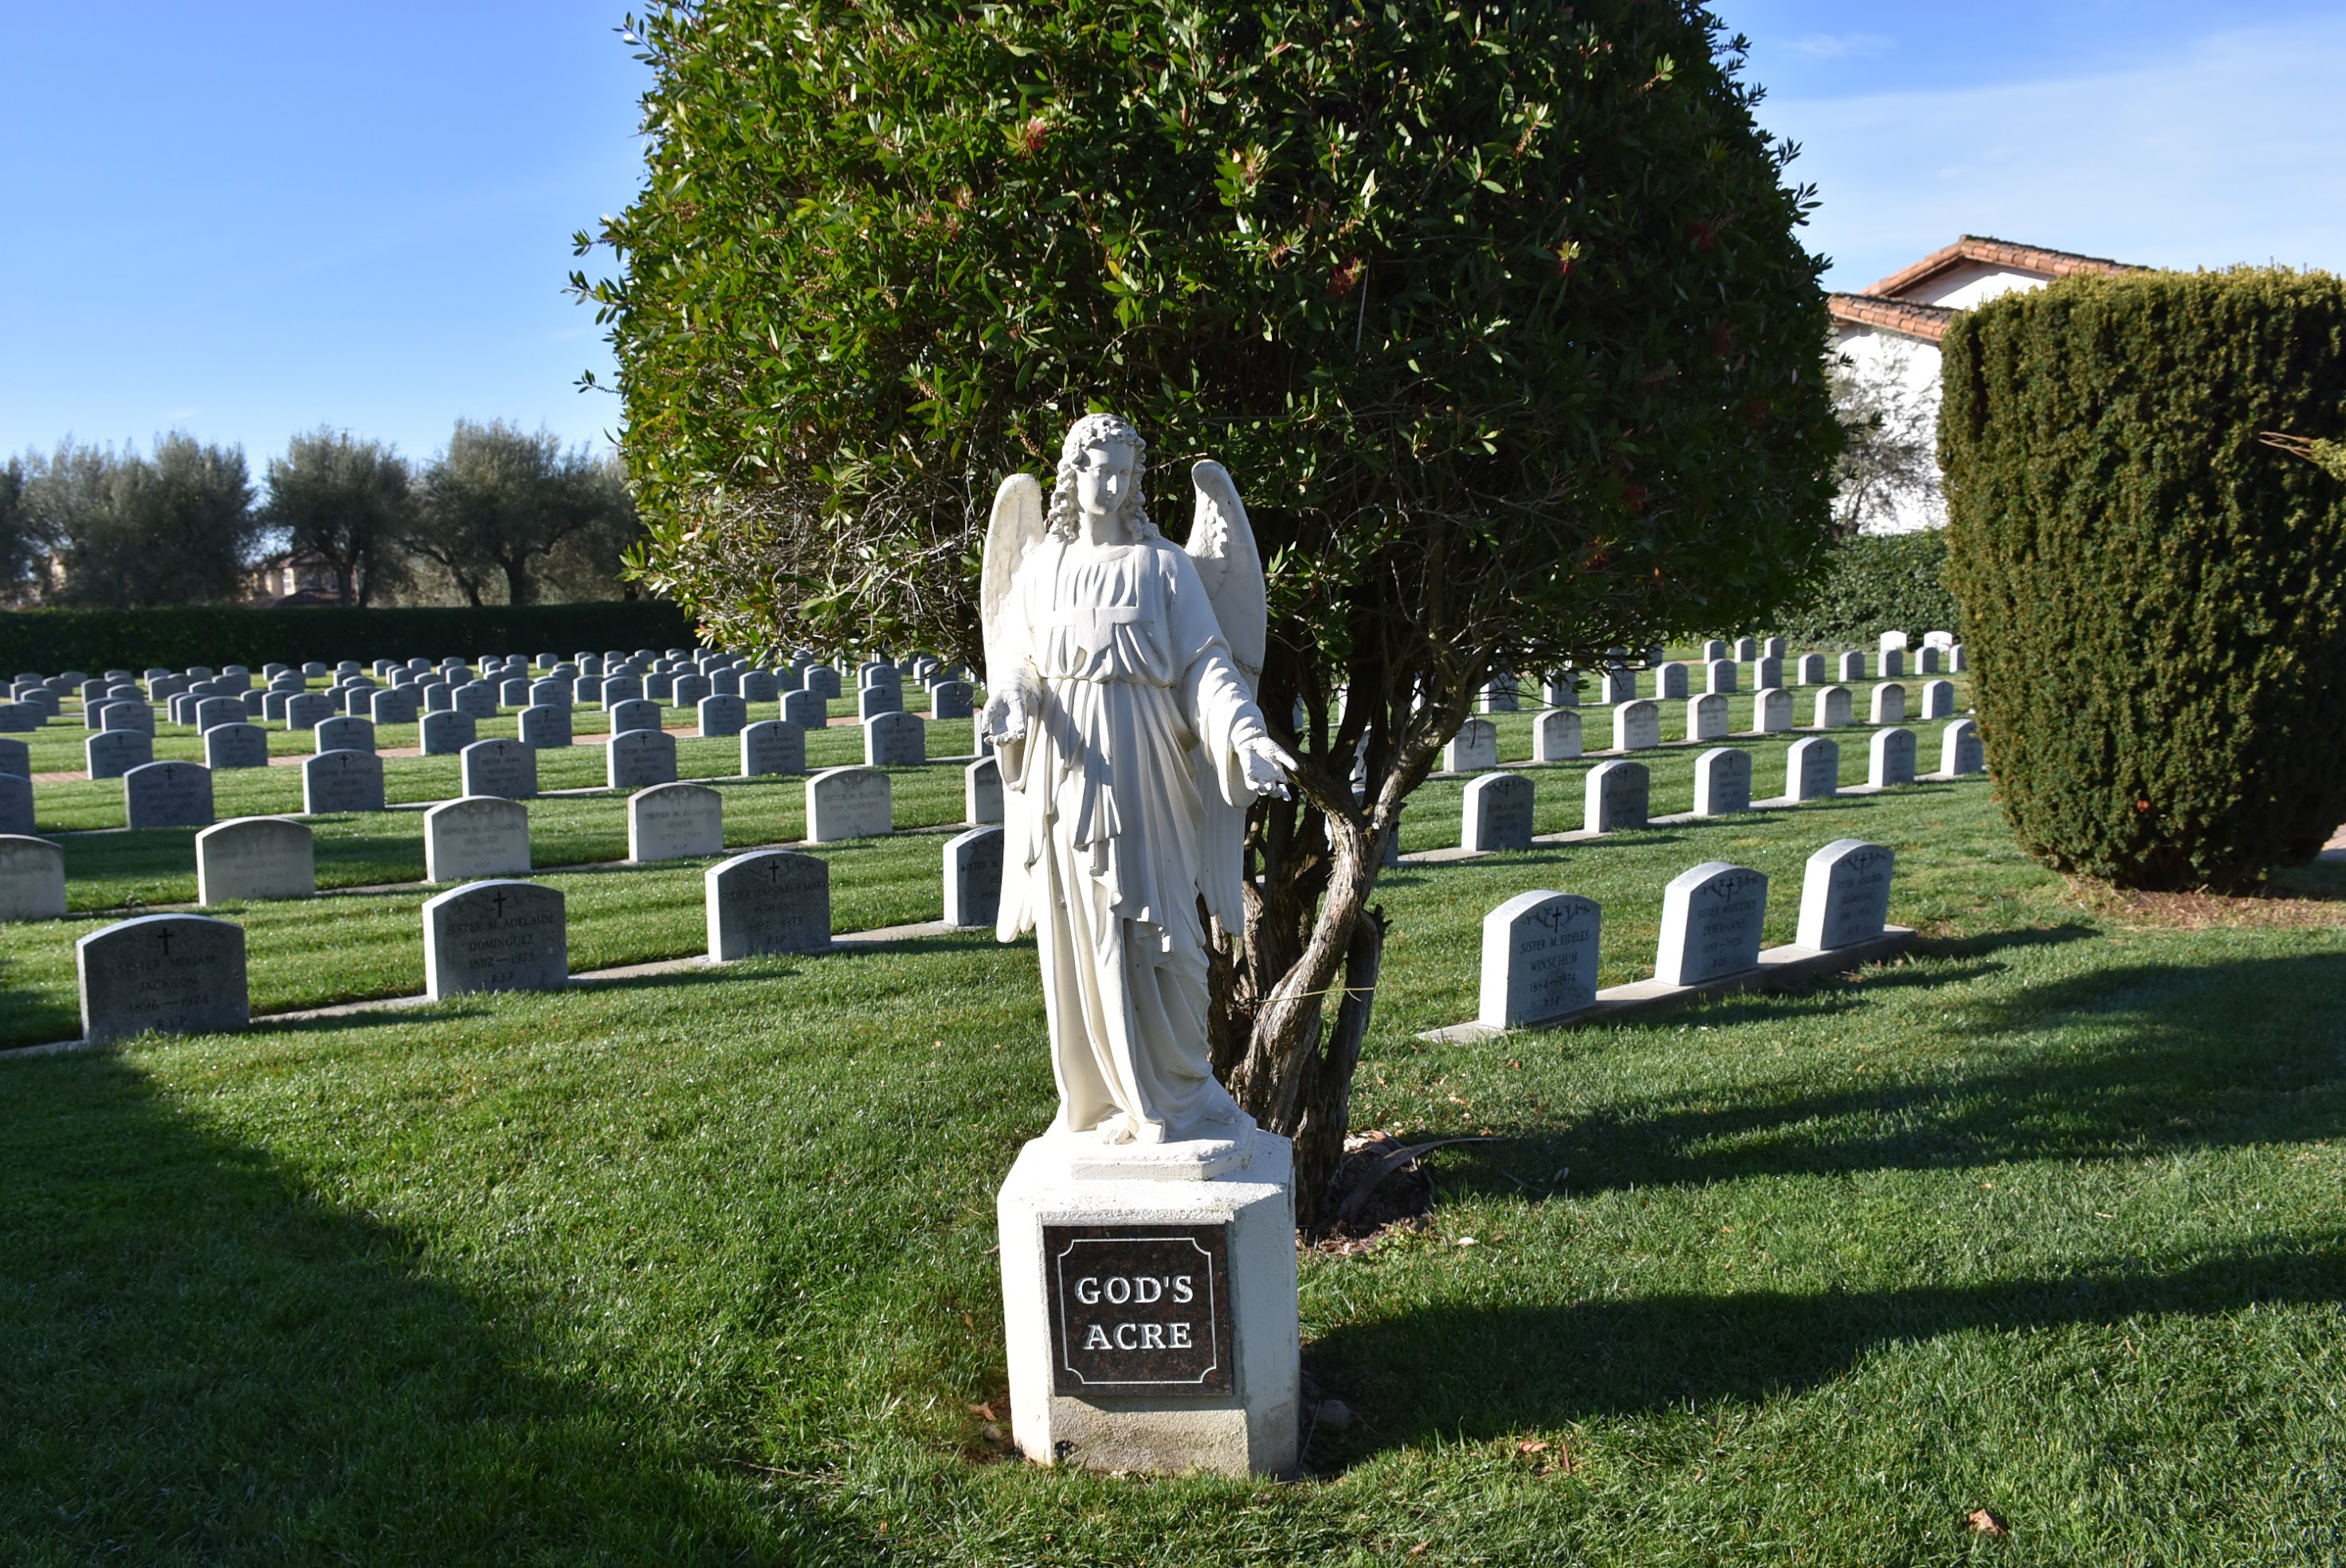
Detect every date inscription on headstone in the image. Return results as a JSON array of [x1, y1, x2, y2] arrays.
[[1044, 1223, 1234, 1397]]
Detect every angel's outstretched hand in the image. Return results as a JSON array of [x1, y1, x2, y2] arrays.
[[984, 690, 1029, 747], [1238, 734, 1297, 801]]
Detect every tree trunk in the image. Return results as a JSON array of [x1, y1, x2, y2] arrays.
[[501, 552, 532, 606]]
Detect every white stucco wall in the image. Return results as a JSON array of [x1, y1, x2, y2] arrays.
[[1901, 262, 2053, 311], [1831, 325, 1948, 535]]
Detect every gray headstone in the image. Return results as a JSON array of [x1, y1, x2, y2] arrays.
[[965, 755, 1004, 824], [1656, 663, 1688, 700], [0, 772, 30, 835], [303, 750, 386, 814], [422, 880, 567, 1000], [1786, 735, 1839, 801], [1442, 718, 1498, 774], [1655, 861, 1769, 986], [1869, 727, 1917, 788], [1881, 649, 1905, 679], [1599, 668, 1638, 705], [944, 825, 1005, 929], [1544, 673, 1579, 708], [1916, 646, 1940, 675], [1920, 679, 1956, 719], [1611, 700, 1660, 752], [461, 737, 539, 801], [602, 675, 645, 706], [420, 710, 476, 756], [806, 765, 892, 842], [710, 669, 740, 699], [194, 697, 245, 732], [1692, 747, 1752, 817], [1733, 636, 1759, 661], [1795, 653, 1827, 685], [930, 680, 975, 721], [371, 687, 422, 726], [857, 685, 904, 721], [1797, 839, 1894, 951], [1838, 651, 1866, 682], [1685, 692, 1728, 742], [529, 677, 571, 708], [0, 833, 67, 920], [1532, 708, 1582, 762], [316, 715, 375, 754], [782, 689, 828, 730], [261, 691, 292, 723], [1949, 645, 1967, 672], [1583, 759, 1649, 833], [0, 737, 27, 778], [203, 722, 271, 770], [704, 849, 831, 959], [1754, 654, 1782, 690], [1701, 639, 1728, 661], [100, 700, 155, 735], [422, 681, 454, 713], [629, 782, 724, 862], [806, 667, 842, 700], [1869, 682, 1906, 725], [608, 697, 663, 736], [698, 693, 748, 739], [1754, 688, 1793, 734], [606, 728, 678, 790], [1477, 676, 1520, 714], [284, 692, 333, 731], [1763, 636, 1787, 660], [518, 704, 573, 750], [1705, 659, 1737, 696], [455, 682, 500, 719], [77, 913, 249, 1044], [424, 796, 532, 881], [740, 719, 806, 778], [195, 817, 315, 904], [1476, 891, 1602, 1029], [1462, 771, 1535, 852], [1812, 685, 1853, 729], [124, 761, 214, 829], [87, 730, 153, 780], [1940, 718, 1984, 776], [500, 678, 531, 708], [864, 710, 927, 767]]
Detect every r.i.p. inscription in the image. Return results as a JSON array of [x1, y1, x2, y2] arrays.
[[1044, 1223, 1234, 1397]]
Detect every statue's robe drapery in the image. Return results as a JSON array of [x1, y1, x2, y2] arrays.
[[991, 534, 1272, 1142]]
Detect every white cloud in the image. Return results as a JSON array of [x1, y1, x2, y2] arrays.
[[1784, 33, 1894, 61], [1763, 16, 2346, 289]]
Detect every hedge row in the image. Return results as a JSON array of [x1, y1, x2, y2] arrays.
[[1770, 529, 1960, 649], [1942, 266, 2346, 890], [0, 602, 698, 676]]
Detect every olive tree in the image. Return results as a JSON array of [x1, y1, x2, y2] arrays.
[[261, 428, 415, 606], [579, 0, 1841, 1223], [406, 420, 634, 606]]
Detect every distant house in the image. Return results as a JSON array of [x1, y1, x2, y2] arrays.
[[247, 548, 342, 606], [1828, 236, 2142, 533]]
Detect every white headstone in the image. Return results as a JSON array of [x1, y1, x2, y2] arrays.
[[1475, 890, 1601, 1029], [806, 765, 892, 842], [1869, 682, 1905, 725], [1477, 676, 1519, 713], [1920, 679, 1956, 719], [1812, 685, 1853, 728], [699, 693, 749, 738], [420, 711, 475, 756], [86, 731, 152, 780], [1656, 663, 1688, 700], [1692, 747, 1752, 817], [1786, 735, 1838, 801], [1442, 718, 1498, 774], [1753, 654, 1782, 690], [519, 704, 573, 750], [124, 761, 213, 829], [783, 689, 829, 730], [1686, 692, 1728, 741], [315, 715, 375, 754], [1532, 708, 1581, 762], [629, 782, 724, 862], [1795, 653, 1826, 685], [966, 755, 1004, 824], [1796, 839, 1894, 951], [1733, 636, 1759, 661], [1753, 688, 1792, 734], [1940, 718, 1984, 776], [607, 697, 663, 735], [865, 710, 928, 767], [705, 849, 831, 959], [1599, 668, 1637, 705], [1916, 646, 1940, 675], [805, 666, 842, 700], [77, 913, 249, 1044], [1878, 630, 1908, 653], [460, 737, 538, 801], [0, 833, 67, 920], [1837, 651, 1865, 683], [1763, 637, 1786, 660], [944, 825, 1006, 929], [424, 796, 531, 881], [606, 727, 679, 790], [1880, 647, 1906, 678], [1583, 759, 1649, 833], [1705, 658, 1737, 696], [1544, 673, 1579, 708], [1462, 771, 1535, 852], [303, 749, 386, 813], [857, 686, 904, 721], [1701, 639, 1728, 661], [194, 696, 244, 732], [194, 816, 315, 904], [1949, 645, 1967, 672], [1611, 699, 1660, 752], [1869, 727, 1917, 788], [1654, 861, 1769, 986], [422, 880, 567, 999], [741, 719, 806, 777], [370, 687, 422, 726], [203, 722, 270, 770]]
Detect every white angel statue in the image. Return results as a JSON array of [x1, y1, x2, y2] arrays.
[[981, 414, 1296, 1147]]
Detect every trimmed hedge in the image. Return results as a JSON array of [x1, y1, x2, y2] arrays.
[[1772, 529, 1959, 648], [1941, 267, 2346, 889], [0, 602, 696, 676]]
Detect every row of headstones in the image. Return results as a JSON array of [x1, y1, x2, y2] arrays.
[[64, 824, 1010, 1045], [1455, 720, 1984, 851], [1477, 838, 1896, 1029], [1443, 680, 1965, 772], [1494, 645, 1966, 715]]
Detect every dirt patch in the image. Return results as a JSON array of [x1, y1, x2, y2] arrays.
[[1306, 1131, 1440, 1255], [2063, 876, 2346, 931]]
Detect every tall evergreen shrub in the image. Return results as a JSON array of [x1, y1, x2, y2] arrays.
[[1941, 269, 2346, 888], [1775, 529, 1958, 648]]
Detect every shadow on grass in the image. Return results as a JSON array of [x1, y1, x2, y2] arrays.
[[1440, 948, 2346, 1197], [0, 1051, 857, 1563], [1308, 1234, 2346, 1454]]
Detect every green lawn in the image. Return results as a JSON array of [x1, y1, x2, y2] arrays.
[[4, 752, 2342, 1564]]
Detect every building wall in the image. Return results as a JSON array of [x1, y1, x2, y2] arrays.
[[1832, 326, 1948, 535]]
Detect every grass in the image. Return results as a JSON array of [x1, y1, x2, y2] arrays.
[[5, 749, 2344, 1564]]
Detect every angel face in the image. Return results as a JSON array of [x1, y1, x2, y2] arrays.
[[1073, 438, 1140, 539]]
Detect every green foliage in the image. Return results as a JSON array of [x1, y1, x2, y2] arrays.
[[259, 429, 417, 607], [1774, 528, 1957, 647], [0, 602, 692, 675], [1941, 267, 2346, 890], [21, 435, 261, 607], [0, 457, 33, 604], [405, 421, 639, 607]]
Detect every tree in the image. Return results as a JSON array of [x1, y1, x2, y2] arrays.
[[0, 457, 38, 606], [29, 434, 258, 607], [260, 429, 415, 606], [406, 420, 632, 606], [581, 0, 1842, 1223]]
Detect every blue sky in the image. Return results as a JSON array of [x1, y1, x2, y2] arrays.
[[3, 2, 2340, 473]]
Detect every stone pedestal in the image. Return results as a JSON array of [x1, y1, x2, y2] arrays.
[[998, 1127, 1300, 1478]]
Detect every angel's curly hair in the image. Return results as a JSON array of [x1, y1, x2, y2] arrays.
[[1044, 413, 1157, 542]]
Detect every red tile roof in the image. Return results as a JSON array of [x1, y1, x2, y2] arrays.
[[1827, 293, 1956, 344], [1867, 234, 2141, 300]]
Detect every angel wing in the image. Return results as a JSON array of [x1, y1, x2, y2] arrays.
[[1185, 460, 1266, 696], [980, 472, 1046, 696]]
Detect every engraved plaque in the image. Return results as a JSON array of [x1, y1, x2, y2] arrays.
[[1044, 1223, 1234, 1397]]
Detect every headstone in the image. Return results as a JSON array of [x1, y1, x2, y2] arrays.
[[422, 880, 567, 1000], [461, 738, 539, 801], [606, 727, 679, 790], [1544, 673, 1579, 708], [261, 691, 293, 723], [1656, 663, 1689, 700], [1705, 658, 1736, 696], [124, 761, 213, 829], [100, 700, 155, 735], [783, 690, 829, 730], [76, 914, 249, 1044], [1461, 771, 1535, 852], [1920, 679, 1956, 719], [529, 677, 571, 708], [1837, 651, 1866, 682], [424, 796, 532, 881], [1583, 759, 1649, 833], [629, 782, 724, 862], [0, 833, 67, 920], [944, 825, 1006, 929], [1763, 636, 1787, 660], [1611, 699, 1660, 752], [1812, 685, 1853, 728], [1940, 718, 1985, 776], [1796, 840, 1894, 951], [704, 849, 831, 959], [1795, 653, 1826, 685], [1753, 688, 1792, 734], [1878, 630, 1908, 653], [1869, 682, 1906, 725], [857, 685, 904, 721], [806, 765, 892, 842], [740, 719, 807, 778], [1655, 861, 1769, 987], [806, 666, 842, 700], [1880, 649, 1906, 679], [1753, 654, 1782, 690], [194, 817, 315, 904], [739, 669, 778, 704], [519, 704, 573, 750], [572, 676, 602, 705], [1869, 727, 1917, 789], [1686, 692, 1728, 742], [1701, 639, 1728, 661], [422, 680, 454, 713], [931, 680, 975, 721], [669, 674, 708, 708], [1442, 718, 1498, 774], [420, 710, 476, 755], [315, 715, 375, 754], [203, 722, 271, 770], [1733, 636, 1758, 661], [1599, 668, 1637, 705], [87, 731, 153, 780], [0, 772, 29, 835], [237, 690, 266, 719], [1474, 891, 1601, 1029], [303, 750, 386, 813], [601, 674, 645, 705], [194, 696, 244, 732], [0, 737, 27, 778], [1916, 646, 1940, 675], [698, 693, 749, 739], [500, 678, 532, 708], [455, 682, 499, 719], [606, 697, 663, 737], [1692, 747, 1752, 817], [966, 755, 1004, 824], [1477, 676, 1519, 714], [371, 687, 422, 726], [1532, 708, 1582, 763], [1786, 736, 1839, 801], [865, 710, 927, 767], [1949, 645, 1967, 672]]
